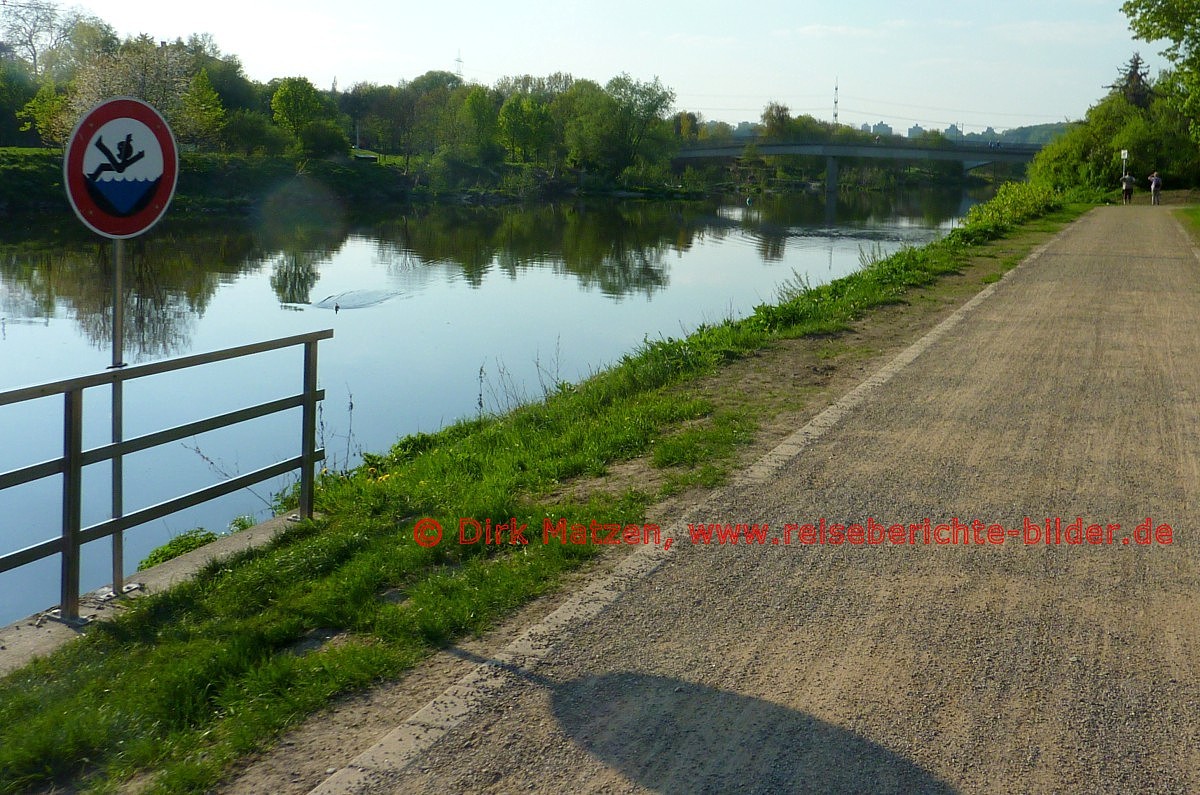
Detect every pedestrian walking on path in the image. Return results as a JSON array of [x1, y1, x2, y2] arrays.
[[1150, 171, 1163, 205], [1121, 172, 1136, 204]]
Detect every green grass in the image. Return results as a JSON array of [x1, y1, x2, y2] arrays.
[[1176, 206, 1200, 236], [138, 528, 220, 570], [0, 181, 1078, 794]]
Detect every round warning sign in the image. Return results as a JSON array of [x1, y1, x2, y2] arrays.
[[63, 97, 178, 239]]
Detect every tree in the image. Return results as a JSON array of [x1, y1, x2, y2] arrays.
[[672, 111, 701, 143], [70, 37, 191, 123], [297, 119, 349, 158], [40, 11, 119, 84], [221, 109, 290, 155], [1106, 53, 1154, 108], [0, 59, 37, 145], [18, 80, 70, 146], [605, 73, 675, 169], [176, 69, 226, 149], [357, 83, 415, 157], [498, 93, 555, 164], [498, 93, 532, 161], [761, 102, 793, 139], [1029, 91, 1158, 191], [1123, 0, 1200, 139], [698, 120, 734, 142], [271, 76, 327, 137], [407, 70, 462, 96], [201, 54, 259, 114], [1, 0, 63, 77], [458, 84, 501, 164], [556, 79, 622, 175]]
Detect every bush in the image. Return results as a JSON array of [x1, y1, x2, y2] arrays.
[[296, 120, 350, 159], [221, 110, 291, 156]]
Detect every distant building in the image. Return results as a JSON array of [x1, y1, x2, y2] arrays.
[[733, 121, 758, 138], [908, 124, 926, 139], [945, 123, 962, 140], [871, 121, 893, 137]]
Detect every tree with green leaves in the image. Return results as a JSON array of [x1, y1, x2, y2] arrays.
[[1106, 52, 1154, 108], [39, 10, 118, 85], [17, 79, 70, 146], [672, 111, 700, 143], [760, 102, 793, 140], [297, 119, 349, 158], [457, 84, 501, 164], [221, 109, 290, 155], [555, 79, 621, 176], [605, 73, 675, 172], [0, 59, 37, 145], [176, 69, 226, 150], [270, 76, 328, 137], [1123, 0, 1200, 140], [499, 93, 552, 163]]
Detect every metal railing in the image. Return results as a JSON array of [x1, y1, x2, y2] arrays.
[[0, 329, 333, 621]]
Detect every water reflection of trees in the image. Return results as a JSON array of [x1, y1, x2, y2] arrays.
[[739, 189, 969, 262], [269, 252, 323, 305], [0, 219, 264, 361], [0, 190, 966, 358], [0, 208, 352, 358], [368, 201, 712, 297]]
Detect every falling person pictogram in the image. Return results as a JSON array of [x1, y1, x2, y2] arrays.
[[88, 133, 145, 181]]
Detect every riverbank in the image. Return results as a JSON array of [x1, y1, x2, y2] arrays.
[[0, 148, 417, 216], [0, 145, 1007, 220], [0, 147, 702, 219], [0, 183, 1080, 793]]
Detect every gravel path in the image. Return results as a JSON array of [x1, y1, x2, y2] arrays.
[[236, 205, 1200, 794]]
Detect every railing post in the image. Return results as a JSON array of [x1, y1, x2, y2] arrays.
[[299, 339, 318, 519], [60, 387, 84, 621]]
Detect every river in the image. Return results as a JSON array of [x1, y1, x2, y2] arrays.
[[0, 187, 982, 625]]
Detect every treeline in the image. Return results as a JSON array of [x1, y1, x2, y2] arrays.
[[0, 3, 700, 192], [1030, 51, 1200, 194], [1, 1, 1051, 200]]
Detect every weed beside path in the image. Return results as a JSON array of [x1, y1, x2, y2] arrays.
[[0, 183, 1083, 794]]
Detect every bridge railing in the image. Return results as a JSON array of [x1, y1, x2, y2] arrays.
[[0, 329, 333, 621], [674, 137, 1043, 155]]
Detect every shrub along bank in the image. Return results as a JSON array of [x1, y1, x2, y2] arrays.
[[0, 149, 412, 215], [0, 181, 1070, 794]]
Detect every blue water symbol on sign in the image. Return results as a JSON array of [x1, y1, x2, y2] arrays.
[[87, 177, 162, 217]]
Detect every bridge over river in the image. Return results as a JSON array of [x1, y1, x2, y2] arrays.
[[674, 138, 1043, 193]]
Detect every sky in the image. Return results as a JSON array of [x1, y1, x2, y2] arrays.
[[68, 0, 1170, 134]]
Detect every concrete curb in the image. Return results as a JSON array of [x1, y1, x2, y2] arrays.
[[0, 512, 303, 677]]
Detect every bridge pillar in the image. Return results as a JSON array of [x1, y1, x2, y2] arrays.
[[825, 156, 839, 199]]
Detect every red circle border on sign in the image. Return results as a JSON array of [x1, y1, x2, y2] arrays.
[[63, 97, 178, 239]]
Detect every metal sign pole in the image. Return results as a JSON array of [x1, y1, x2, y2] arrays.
[[110, 238, 125, 596], [62, 97, 177, 608]]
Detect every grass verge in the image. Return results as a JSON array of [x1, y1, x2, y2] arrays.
[[0, 182, 1085, 794]]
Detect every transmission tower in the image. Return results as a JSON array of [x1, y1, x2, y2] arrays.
[[833, 79, 839, 126]]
